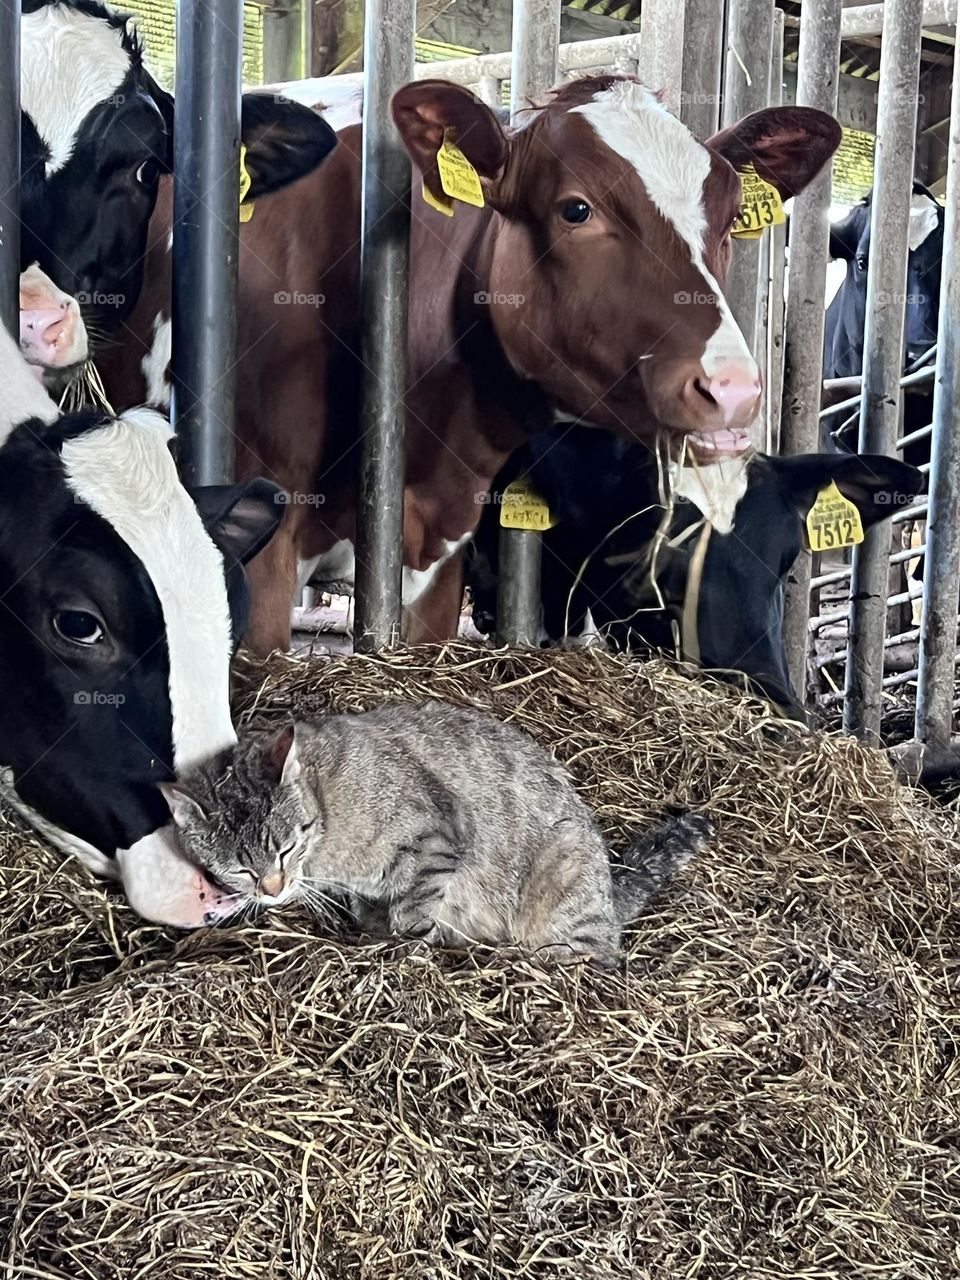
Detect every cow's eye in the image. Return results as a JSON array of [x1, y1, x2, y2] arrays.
[[136, 159, 160, 186], [560, 199, 592, 225], [855, 254, 868, 271], [54, 609, 105, 646]]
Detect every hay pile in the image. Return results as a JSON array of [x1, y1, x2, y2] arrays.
[[1, 645, 959, 1279]]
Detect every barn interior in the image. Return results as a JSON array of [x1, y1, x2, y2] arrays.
[[2, 2, 960, 1277]]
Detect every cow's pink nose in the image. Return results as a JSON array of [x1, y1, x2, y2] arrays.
[[20, 304, 73, 358], [703, 362, 762, 427]]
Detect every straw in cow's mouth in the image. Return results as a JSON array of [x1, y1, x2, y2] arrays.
[[58, 359, 116, 416]]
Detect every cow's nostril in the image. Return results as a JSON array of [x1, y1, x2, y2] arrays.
[[693, 377, 717, 407]]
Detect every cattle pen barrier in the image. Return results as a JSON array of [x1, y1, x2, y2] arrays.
[[3, 0, 960, 769], [381, 0, 960, 769]]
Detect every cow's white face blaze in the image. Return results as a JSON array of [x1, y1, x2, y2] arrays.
[[60, 411, 236, 771], [0, 318, 284, 929], [21, 5, 132, 176], [571, 81, 760, 455]]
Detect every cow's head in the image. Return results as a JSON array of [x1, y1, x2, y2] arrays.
[[19, 262, 88, 386], [827, 182, 944, 377], [0, 318, 285, 926], [567, 445, 922, 716], [20, 0, 338, 331], [394, 76, 841, 461]]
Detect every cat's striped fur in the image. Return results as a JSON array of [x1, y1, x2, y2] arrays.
[[163, 701, 711, 965]]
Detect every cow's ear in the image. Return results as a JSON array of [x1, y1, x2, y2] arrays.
[[771, 453, 922, 530], [706, 106, 842, 200], [392, 79, 508, 205], [192, 477, 287, 565], [140, 69, 175, 172], [240, 93, 339, 197], [829, 202, 865, 260]]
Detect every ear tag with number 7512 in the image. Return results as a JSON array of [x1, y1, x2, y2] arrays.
[[805, 481, 864, 552]]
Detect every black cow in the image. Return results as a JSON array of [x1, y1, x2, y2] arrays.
[[823, 182, 943, 461], [0, 318, 283, 927], [20, 0, 336, 330], [469, 427, 922, 718]]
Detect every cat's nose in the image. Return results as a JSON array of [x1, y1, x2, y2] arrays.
[[259, 871, 285, 899]]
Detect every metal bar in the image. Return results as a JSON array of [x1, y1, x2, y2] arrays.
[[815, 625, 926, 668], [475, 73, 501, 108], [172, 0, 243, 486], [915, 39, 960, 752], [762, 7, 786, 454], [402, 32, 643, 87], [638, 0, 686, 117], [0, 0, 20, 339], [721, 0, 775, 364], [353, 0, 415, 653], [680, 0, 724, 138], [892, 501, 931, 524], [841, 0, 956, 39], [844, 0, 925, 741], [509, 0, 560, 112], [496, 0, 561, 649], [819, 363, 938, 419], [812, 542, 928, 588], [897, 421, 934, 449], [779, 0, 843, 698], [813, 588, 919, 632]]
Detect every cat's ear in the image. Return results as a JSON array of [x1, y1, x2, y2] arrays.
[[268, 725, 302, 785], [159, 782, 206, 827]]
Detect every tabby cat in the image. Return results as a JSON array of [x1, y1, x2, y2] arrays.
[[161, 701, 711, 965]]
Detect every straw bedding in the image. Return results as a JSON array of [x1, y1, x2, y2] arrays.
[[1, 644, 958, 1279]]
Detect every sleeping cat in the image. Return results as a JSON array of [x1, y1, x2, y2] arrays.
[[160, 701, 711, 965]]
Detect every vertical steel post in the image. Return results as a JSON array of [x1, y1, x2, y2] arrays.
[[172, 0, 243, 486], [914, 44, 960, 752], [353, 0, 414, 652], [495, 0, 560, 648], [764, 8, 787, 454], [779, 0, 842, 699], [680, 0, 723, 139], [722, 0, 775, 365], [844, 0, 924, 740], [638, 0, 686, 118], [0, 0, 20, 339]]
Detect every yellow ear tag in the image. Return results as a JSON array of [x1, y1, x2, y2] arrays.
[[422, 179, 455, 217], [436, 132, 485, 208], [499, 477, 558, 532], [239, 144, 255, 223], [805, 480, 865, 552], [731, 164, 785, 238]]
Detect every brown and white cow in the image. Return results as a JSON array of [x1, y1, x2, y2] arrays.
[[100, 76, 841, 652]]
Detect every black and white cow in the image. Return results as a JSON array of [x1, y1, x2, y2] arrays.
[[0, 318, 284, 926], [20, 0, 337, 331], [469, 427, 922, 718], [823, 182, 943, 461]]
